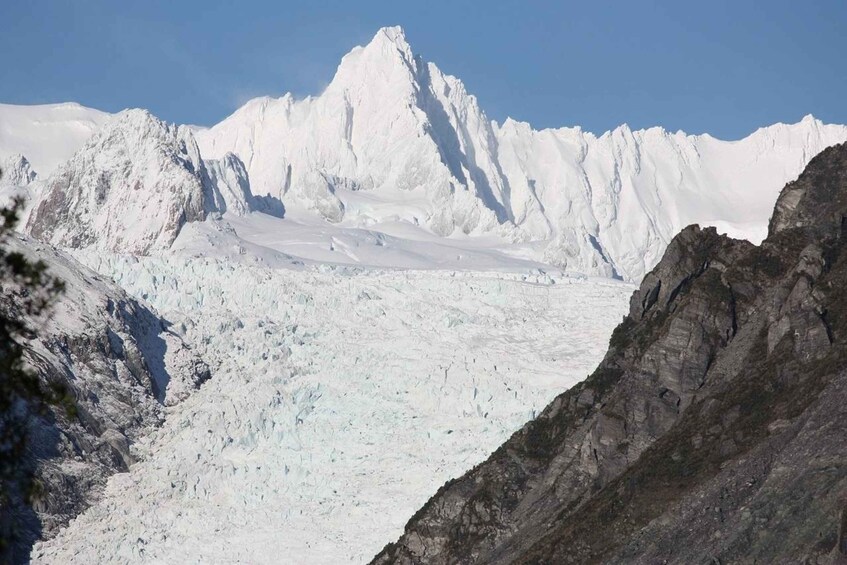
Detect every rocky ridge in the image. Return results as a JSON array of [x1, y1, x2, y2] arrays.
[[24, 110, 263, 255]]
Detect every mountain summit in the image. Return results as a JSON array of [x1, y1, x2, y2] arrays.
[[27, 109, 210, 254], [196, 26, 847, 280], [25, 110, 264, 255], [196, 25, 508, 238]]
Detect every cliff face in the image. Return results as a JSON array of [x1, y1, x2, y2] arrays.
[[374, 144, 847, 564]]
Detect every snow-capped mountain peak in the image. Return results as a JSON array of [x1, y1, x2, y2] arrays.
[[26, 109, 210, 254], [195, 26, 509, 238], [332, 26, 418, 87], [191, 26, 847, 280], [2, 27, 847, 280]]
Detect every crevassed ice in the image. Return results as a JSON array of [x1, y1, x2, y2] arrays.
[[32, 254, 632, 564]]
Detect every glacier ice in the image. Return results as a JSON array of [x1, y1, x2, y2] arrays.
[[31, 255, 632, 564]]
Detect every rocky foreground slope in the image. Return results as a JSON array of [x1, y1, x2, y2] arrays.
[[374, 143, 847, 563], [0, 236, 208, 563]]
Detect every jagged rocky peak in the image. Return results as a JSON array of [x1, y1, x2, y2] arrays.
[[26, 109, 210, 255], [769, 141, 847, 237], [1, 153, 37, 186], [374, 143, 847, 563]]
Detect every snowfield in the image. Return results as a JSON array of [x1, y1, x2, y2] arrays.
[[31, 255, 631, 564]]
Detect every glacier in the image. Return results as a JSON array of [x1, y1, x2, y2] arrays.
[[30, 255, 631, 563], [0, 236, 208, 561]]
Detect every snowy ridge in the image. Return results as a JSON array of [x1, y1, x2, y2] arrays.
[[196, 27, 847, 280], [32, 254, 631, 563], [494, 114, 847, 279], [2, 28, 846, 279]]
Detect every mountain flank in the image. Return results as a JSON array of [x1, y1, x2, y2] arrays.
[[0, 236, 208, 563], [374, 143, 847, 563]]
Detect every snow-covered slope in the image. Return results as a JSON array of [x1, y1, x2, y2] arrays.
[[494, 115, 847, 279], [196, 27, 847, 280], [31, 255, 631, 564], [0, 102, 109, 176]]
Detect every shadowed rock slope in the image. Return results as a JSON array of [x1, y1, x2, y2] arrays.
[[0, 236, 209, 564], [374, 143, 847, 564]]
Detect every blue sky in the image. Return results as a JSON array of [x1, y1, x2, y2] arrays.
[[2, 0, 845, 138]]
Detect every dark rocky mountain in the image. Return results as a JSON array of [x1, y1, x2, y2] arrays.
[[0, 236, 209, 563], [373, 143, 847, 563]]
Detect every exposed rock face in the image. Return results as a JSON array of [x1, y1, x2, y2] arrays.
[[0, 236, 209, 563], [373, 143, 847, 563], [26, 110, 210, 255]]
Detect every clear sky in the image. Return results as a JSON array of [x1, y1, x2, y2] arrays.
[[2, 0, 845, 139]]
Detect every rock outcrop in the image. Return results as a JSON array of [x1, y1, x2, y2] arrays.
[[374, 143, 847, 563], [203, 152, 256, 216], [0, 236, 209, 563]]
